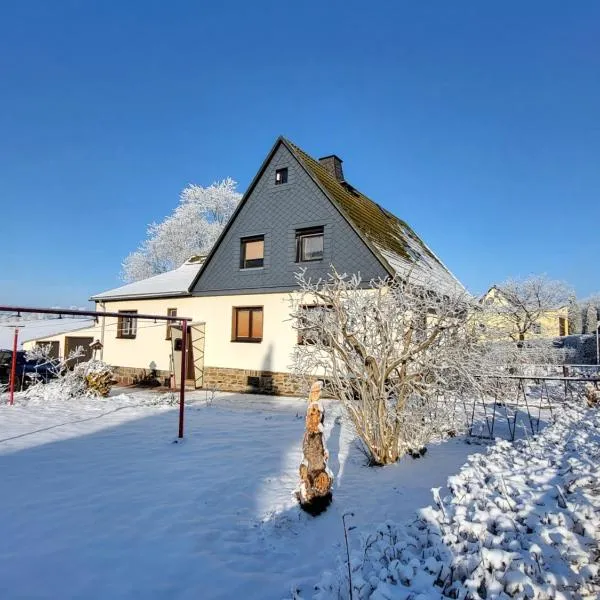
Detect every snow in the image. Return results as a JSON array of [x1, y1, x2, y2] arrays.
[[314, 400, 600, 599], [0, 318, 95, 349], [0, 390, 479, 599], [92, 261, 202, 300]]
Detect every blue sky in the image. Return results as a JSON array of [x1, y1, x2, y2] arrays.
[[1, 1, 598, 307]]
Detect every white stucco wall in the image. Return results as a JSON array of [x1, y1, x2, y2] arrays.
[[25, 293, 299, 374]]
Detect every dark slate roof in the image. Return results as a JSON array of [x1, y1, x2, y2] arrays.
[[285, 139, 464, 293]]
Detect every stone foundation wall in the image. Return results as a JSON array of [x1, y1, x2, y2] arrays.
[[111, 364, 308, 396], [112, 366, 171, 387], [203, 366, 305, 396]]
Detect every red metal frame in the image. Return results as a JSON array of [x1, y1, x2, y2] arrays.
[[1, 305, 192, 438], [9, 327, 18, 406], [179, 320, 188, 439]]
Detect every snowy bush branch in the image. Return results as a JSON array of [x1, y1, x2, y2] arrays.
[[289, 269, 479, 465], [25, 345, 113, 400]]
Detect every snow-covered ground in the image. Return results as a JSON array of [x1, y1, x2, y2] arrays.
[[314, 401, 600, 599], [0, 390, 479, 599]]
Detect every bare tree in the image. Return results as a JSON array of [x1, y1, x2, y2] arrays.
[[491, 275, 572, 341], [568, 296, 583, 335], [289, 269, 476, 466], [585, 303, 598, 335]]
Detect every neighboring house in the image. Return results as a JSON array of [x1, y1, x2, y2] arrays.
[[24, 137, 464, 395], [1, 318, 95, 355], [478, 285, 569, 341]]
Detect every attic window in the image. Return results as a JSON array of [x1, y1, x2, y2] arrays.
[[275, 168, 288, 185]]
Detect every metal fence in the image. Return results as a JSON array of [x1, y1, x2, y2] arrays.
[[465, 373, 599, 442]]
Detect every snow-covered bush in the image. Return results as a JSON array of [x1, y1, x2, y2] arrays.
[[290, 269, 478, 465], [314, 401, 600, 599], [25, 346, 114, 400]]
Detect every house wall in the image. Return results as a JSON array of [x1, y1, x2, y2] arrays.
[[23, 293, 305, 394], [193, 143, 388, 295]]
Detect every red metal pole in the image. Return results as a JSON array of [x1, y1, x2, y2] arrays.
[[178, 320, 188, 439], [9, 327, 19, 406]]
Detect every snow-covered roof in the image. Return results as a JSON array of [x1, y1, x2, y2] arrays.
[[286, 140, 466, 295], [0, 318, 95, 350], [92, 261, 202, 301]]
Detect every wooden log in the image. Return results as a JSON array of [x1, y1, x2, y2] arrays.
[[297, 381, 333, 515]]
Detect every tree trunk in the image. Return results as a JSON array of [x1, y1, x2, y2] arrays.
[[297, 381, 333, 515]]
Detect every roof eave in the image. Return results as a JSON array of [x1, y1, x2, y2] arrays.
[[188, 136, 288, 292], [90, 290, 191, 302]]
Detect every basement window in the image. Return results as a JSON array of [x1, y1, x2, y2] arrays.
[[240, 236, 264, 269], [275, 168, 288, 185], [117, 310, 138, 339], [232, 307, 263, 343], [296, 226, 324, 262]]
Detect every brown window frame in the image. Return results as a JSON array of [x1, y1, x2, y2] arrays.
[[117, 310, 138, 339], [295, 226, 324, 262], [275, 167, 288, 185], [166, 308, 177, 340], [240, 235, 265, 269], [232, 306, 263, 343]]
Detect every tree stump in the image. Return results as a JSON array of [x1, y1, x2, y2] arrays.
[[297, 381, 333, 515]]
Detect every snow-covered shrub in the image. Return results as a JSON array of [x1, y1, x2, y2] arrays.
[[25, 346, 114, 400], [290, 269, 478, 465], [314, 401, 600, 599]]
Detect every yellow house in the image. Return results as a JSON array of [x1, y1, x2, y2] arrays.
[[478, 285, 569, 342], [23, 137, 464, 395]]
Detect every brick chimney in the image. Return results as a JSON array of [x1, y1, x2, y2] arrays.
[[318, 155, 344, 182]]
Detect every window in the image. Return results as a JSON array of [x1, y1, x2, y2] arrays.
[[296, 226, 324, 262], [275, 168, 288, 185], [532, 322, 542, 335], [298, 304, 332, 345], [232, 307, 263, 342], [166, 308, 177, 340], [240, 236, 264, 269], [117, 310, 138, 339]]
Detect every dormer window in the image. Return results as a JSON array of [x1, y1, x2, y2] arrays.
[[240, 236, 264, 269], [275, 168, 288, 185], [296, 226, 324, 262]]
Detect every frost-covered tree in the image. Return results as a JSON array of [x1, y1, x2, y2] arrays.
[[585, 303, 598, 334], [121, 178, 241, 282], [492, 275, 572, 341], [567, 296, 583, 335], [290, 269, 478, 466]]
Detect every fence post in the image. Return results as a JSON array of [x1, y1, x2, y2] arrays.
[[178, 319, 188, 439], [9, 327, 19, 406]]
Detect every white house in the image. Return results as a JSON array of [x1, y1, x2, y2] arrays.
[[25, 137, 463, 395]]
